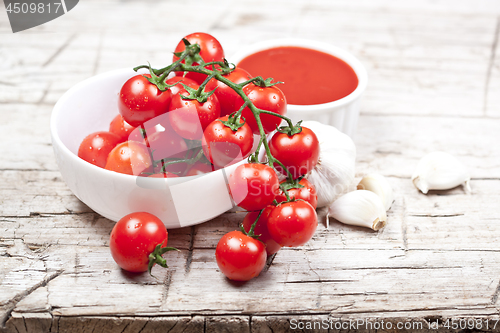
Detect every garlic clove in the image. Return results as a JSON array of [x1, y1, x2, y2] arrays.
[[411, 151, 471, 194], [357, 173, 394, 210], [327, 190, 387, 231]]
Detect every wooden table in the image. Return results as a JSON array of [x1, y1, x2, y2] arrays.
[[1, 0, 500, 332]]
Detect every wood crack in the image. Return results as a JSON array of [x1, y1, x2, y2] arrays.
[[401, 196, 408, 251], [491, 279, 500, 305], [42, 33, 76, 68], [1, 269, 63, 328], [136, 320, 148, 333], [161, 270, 173, 310], [285, 279, 356, 284], [185, 226, 195, 274], [409, 213, 465, 218], [117, 322, 130, 333], [262, 253, 276, 272]]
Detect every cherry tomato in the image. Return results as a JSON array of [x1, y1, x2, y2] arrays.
[[269, 126, 320, 179], [242, 206, 281, 256], [173, 32, 225, 84], [267, 201, 318, 247], [228, 163, 279, 211], [109, 212, 169, 273], [109, 114, 136, 143], [234, 83, 287, 134], [215, 230, 266, 281], [165, 76, 199, 96], [205, 68, 252, 116], [201, 116, 254, 168], [105, 141, 153, 176], [185, 161, 214, 176], [168, 90, 221, 140], [109, 114, 160, 144], [78, 131, 121, 168], [118, 74, 172, 127], [275, 178, 318, 209]]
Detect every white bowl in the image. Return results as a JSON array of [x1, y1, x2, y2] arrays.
[[231, 38, 368, 138], [51, 68, 245, 229]]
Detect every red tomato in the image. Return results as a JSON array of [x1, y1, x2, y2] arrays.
[[242, 206, 281, 256], [267, 201, 318, 247], [118, 74, 172, 127], [78, 131, 121, 168], [109, 114, 136, 143], [165, 76, 199, 96], [105, 141, 153, 176], [168, 90, 220, 140], [228, 163, 279, 211], [215, 230, 266, 281], [109, 212, 169, 273], [269, 126, 320, 179], [110, 114, 160, 144], [185, 162, 214, 176], [172, 32, 225, 84], [206, 68, 252, 116], [201, 116, 254, 168], [275, 178, 318, 209], [234, 83, 287, 134]]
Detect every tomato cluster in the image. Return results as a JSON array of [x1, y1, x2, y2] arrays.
[[77, 32, 322, 280], [219, 163, 319, 281]]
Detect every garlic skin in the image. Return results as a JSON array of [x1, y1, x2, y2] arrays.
[[328, 190, 387, 231], [412, 151, 471, 194], [357, 174, 394, 210], [302, 121, 357, 208]]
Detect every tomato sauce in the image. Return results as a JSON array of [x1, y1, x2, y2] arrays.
[[237, 46, 358, 105]]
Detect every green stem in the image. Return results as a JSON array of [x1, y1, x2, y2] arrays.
[[258, 109, 294, 128], [160, 148, 204, 173], [142, 61, 298, 182], [240, 208, 265, 240], [249, 208, 264, 235]]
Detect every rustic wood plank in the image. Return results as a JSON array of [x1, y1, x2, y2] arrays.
[[355, 115, 500, 179], [486, 18, 500, 117]]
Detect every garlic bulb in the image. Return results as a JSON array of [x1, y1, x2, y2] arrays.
[[302, 121, 356, 208], [328, 190, 387, 230], [412, 151, 471, 194], [357, 173, 394, 210]]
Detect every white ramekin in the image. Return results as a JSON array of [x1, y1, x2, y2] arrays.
[[231, 38, 368, 138], [51, 68, 246, 229]]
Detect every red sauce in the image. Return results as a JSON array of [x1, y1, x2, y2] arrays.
[[238, 46, 358, 105]]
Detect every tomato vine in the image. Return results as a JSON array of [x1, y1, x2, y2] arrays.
[[133, 42, 298, 184], [133, 38, 311, 242]]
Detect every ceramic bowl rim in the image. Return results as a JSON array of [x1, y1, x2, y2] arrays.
[[230, 38, 368, 113]]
